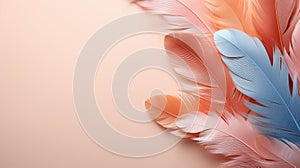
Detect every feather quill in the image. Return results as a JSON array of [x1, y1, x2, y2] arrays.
[[176, 112, 300, 167], [214, 29, 300, 147]]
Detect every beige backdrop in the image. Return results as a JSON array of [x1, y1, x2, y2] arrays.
[[0, 0, 219, 167]]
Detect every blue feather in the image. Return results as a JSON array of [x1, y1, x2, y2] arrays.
[[214, 29, 300, 147]]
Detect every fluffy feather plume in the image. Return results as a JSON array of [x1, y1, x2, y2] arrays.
[[176, 112, 300, 167], [214, 29, 300, 147]]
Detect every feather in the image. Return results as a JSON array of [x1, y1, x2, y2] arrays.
[[145, 94, 199, 138], [145, 95, 187, 129], [176, 112, 300, 168], [133, 0, 252, 115], [204, 0, 300, 57], [203, 0, 257, 37], [143, 33, 250, 132], [132, 0, 213, 34], [135, 0, 300, 57], [133, 0, 300, 49], [214, 29, 300, 147], [285, 20, 300, 84], [164, 33, 250, 115]]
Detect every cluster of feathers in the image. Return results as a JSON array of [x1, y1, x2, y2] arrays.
[[133, 0, 300, 167]]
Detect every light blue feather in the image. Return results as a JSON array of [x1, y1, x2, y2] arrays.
[[214, 29, 300, 147]]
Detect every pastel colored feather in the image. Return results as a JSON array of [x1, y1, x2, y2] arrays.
[[145, 95, 183, 129], [202, 0, 300, 57], [214, 29, 300, 147], [164, 33, 250, 115], [176, 112, 300, 167], [132, 0, 213, 34], [134, 0, 300, 57], [203, 0, 258, 37], [133, 0, 300, 165], [144, 33, 251, 130], [145, 94, 200, 138]]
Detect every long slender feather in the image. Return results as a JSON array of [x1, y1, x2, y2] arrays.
[[214, 29, 300, 147], [176, 112, 300, 168]]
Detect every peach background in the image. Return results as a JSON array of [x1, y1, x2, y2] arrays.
[[0, 0, 219, 167]]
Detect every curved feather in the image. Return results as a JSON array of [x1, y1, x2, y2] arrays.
[[214, 29, 300, 147], [165, 33, 250, 115], [176, 112, 300, 168], [145, 94, 200, 138], [145, 95, 184, 129], [143, 33, 250, 131]]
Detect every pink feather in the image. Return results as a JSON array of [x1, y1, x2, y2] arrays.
[[176, 112, 300, 168], [164, 33, 250, 116], [132, 0, 213, 34]]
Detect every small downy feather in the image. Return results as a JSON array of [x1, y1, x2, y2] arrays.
[[176, 112, 300, 168], [214, 29, 300, 147]]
